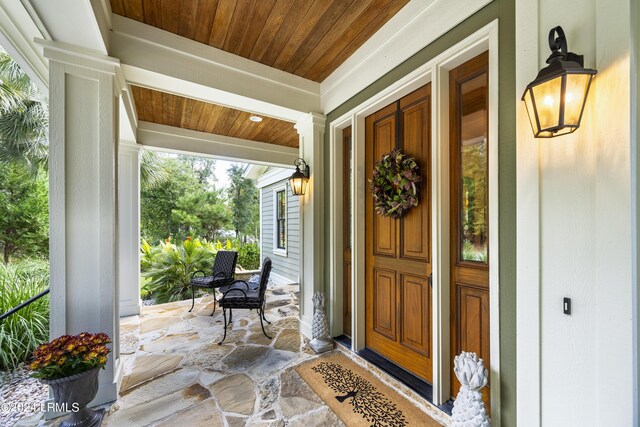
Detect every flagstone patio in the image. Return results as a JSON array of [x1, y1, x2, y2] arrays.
[[17, 281, 450, 426]]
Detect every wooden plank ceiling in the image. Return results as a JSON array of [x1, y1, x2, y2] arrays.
[[110, 0, 410, 82], [131, 86, 299, 148]]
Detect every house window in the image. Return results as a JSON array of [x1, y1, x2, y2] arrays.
[[275, 189, 286, 253]]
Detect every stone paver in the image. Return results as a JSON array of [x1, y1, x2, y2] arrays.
[[28, 280, 449, 426], [120, 354, 183, 391], [209, 374, 256, 415], [154, 399, 223, 427], [274, 328, 301, 352]]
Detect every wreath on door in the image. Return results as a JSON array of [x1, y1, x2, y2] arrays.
[[369, 148, 421, 219]]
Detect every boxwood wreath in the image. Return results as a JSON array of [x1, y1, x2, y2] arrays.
[[369, 148, 421, 219]]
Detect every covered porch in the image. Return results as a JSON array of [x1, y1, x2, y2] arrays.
[[0, 0, 637, 425], [16, 281, 448, 426]]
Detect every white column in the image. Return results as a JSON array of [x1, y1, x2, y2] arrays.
[[118, 144, 141, 317], [295, 113, 326, 338], [43, 40, 123, 406]]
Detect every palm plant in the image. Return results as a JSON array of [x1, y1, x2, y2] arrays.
[[141, 237, 217, 304], [140, 149, 170, 188], [0, 51, 48, 172]]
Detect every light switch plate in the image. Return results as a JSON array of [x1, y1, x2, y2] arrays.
[[563, 297, 571, 315]]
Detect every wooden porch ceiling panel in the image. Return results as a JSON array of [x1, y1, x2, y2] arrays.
[[109, 0, 410, 82], [130, 86, 299, 148]]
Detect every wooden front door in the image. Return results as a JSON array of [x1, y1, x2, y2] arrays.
[[449, 52, 491, 407], [343, 126, 352, 337], [365, 84, 432, 382]]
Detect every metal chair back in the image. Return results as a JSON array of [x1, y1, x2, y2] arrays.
[[213, 250, 238, 279]]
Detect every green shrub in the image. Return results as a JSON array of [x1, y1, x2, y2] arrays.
[[141, 237, 217, 304], [237, 242, 260, 270], [0, 259, 50, 371], [462, 239, 487, 262], [141, 238, 263, 304]]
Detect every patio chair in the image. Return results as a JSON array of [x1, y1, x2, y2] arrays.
[[218, 257, 272, 345], [188, 250, 238, 316]]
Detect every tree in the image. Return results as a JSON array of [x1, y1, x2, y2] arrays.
[[0, 50, 48, 172], [141, 158, 198, 243], [141, 155, 232, 243], [177, 155, 217, 185], [171, 188, 232, 240], [227, 164, 259, 241], [0, 163, 48, 262]]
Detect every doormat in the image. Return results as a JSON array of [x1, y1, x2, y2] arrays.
[[295, 352, 442, 426]]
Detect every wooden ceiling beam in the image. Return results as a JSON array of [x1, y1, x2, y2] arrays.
[[111, 14, 320, 123], [137, 121, 299, 168]]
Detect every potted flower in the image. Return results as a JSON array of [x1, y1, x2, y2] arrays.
[[29, 332, 111, 427]]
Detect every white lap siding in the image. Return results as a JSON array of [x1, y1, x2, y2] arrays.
[[261, 178, 300, 284]]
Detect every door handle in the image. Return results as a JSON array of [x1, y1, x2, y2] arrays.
[[428, 273, 433, 287]]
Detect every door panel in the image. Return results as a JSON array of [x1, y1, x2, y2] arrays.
[[456, 285, 490, 358], [449, 51, 491, 409], [400, 101, 430, 262], [400, 274, 431, 356], [343, 126, 352, 337], [373, 268, 397, 340], [373, 114, 396, 258], [366, 84, 432, 382]]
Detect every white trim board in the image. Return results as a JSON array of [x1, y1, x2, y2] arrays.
[[29, 0, 108, 54], [136, 121, 298, 168], [327, 21, 500, 422], [272, 185, 288, 258], [0, 0, 49, 91], [515, 0, 540, 423], [321, 0, 493, 113]]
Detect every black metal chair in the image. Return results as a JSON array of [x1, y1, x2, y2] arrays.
[[218, 257, 272, 345], [188, 250, 238, 316]]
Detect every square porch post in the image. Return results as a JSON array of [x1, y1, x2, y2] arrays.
[[118, 143, 141, 317], [42, 40, 124, 407], [295, 113, 326, 338]]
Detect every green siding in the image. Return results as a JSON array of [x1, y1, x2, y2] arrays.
[[323, 1, 517, 424]]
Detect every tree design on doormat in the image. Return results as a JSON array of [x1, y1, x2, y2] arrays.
[[311, 362, 407, 426]]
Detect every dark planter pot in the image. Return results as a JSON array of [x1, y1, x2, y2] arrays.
[[41, 367, 105, 427]]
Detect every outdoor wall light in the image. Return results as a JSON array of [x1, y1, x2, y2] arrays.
[[289, 158, 309, 196], [522, 26, 597, 138]]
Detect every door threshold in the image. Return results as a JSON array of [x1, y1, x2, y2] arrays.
[[333, 334, 351, 349], [356, 348, 454, 416]]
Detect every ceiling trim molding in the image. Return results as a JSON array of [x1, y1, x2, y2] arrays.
[[137, 121, 298, 168], [110, 15, 321, 122], [320, 0, 493, 113], [0, 1, 48, 91]]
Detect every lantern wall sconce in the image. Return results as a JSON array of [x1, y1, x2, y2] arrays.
[[289, 158, 309, 196], [522, 26, 597, 138]]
